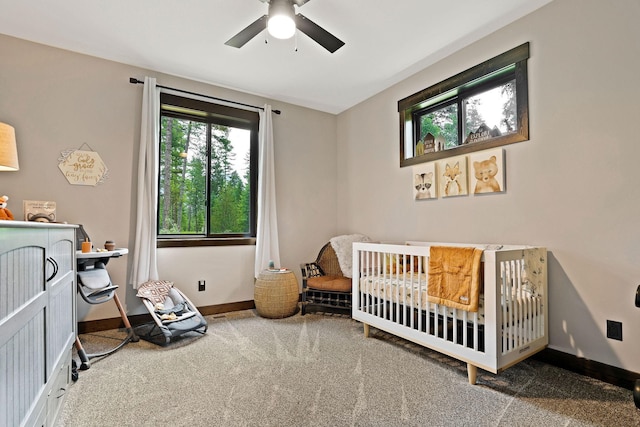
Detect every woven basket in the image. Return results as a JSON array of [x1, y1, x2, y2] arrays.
[[254, 270, 299, 318]]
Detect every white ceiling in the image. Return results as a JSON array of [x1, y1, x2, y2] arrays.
[[0, 0, 552, 114]]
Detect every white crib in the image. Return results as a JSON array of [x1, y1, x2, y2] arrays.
[[352, 241, 547, 384]]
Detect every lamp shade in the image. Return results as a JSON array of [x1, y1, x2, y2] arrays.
[[0, 122, 19, 171]]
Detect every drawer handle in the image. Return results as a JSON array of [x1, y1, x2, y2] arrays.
[[46, 257, 59, 282]]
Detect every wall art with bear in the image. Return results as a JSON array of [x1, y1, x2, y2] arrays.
[[412, 148, 505, 201]]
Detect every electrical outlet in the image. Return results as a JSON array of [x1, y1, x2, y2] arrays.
[[198, 280, 205, 292], [606, 320, 622, 341]]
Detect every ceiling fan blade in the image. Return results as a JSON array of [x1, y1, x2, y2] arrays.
[[295, 13, 344, 53], [225, 15, 268, 48]]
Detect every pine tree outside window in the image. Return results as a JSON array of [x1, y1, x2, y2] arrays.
[[158, 93, 258, 246]]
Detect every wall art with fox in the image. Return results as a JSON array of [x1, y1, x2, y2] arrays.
[[412, 148, 505, 201]]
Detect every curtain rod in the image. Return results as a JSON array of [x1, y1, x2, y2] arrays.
[[129, 78, 281, 115]]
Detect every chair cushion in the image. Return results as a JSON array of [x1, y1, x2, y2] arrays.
[[77, 268, 111, 290], [307, 275, 352, 292]]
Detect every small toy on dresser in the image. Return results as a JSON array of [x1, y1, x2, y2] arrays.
[[0, 195, 14, 220]]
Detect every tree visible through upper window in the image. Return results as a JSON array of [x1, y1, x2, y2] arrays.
[[399, 43, 530, 167]]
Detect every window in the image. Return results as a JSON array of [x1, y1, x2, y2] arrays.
[[158, 93, 259, 246], [399, 43, 530, 167]]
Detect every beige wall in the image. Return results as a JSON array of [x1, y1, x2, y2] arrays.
[[337, 0, 640, 373], [2, 0, 639, 374], [0, 34, 339, 320]]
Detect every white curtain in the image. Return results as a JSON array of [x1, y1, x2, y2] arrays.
[[254, 104, 280, 277], [130, 76, 160, 289]]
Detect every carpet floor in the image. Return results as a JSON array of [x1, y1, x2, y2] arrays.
[[57, 310, 639, 426]]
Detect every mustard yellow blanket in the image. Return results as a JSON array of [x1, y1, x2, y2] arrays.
[[427, 246, 483, 312]]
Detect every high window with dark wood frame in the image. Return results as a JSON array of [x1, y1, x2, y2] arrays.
[[399, 43, 530, 167]]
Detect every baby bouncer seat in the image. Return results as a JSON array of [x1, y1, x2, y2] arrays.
[[136, 280, 208, 345]]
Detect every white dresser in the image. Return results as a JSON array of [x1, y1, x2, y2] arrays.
[[0, 222, 77, 427]]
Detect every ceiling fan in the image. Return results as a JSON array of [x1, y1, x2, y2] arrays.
[[225, 0, 345, 53]]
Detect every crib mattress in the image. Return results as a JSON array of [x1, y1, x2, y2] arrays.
[[359, 275, 542, 324], [359, 274, 484, 321]]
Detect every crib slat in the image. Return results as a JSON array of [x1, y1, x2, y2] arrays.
[[442, 305, 447, 341], [377, 253, 383, 317], [452, 308, 458, 344], [428, 304, 433, 337], [408, 255, 415, 330], [513, 260, 520, 349], [536, 292, 542, 339], [501, 262, 507, 353], [417, 260, 423, 333], [510, 260, 516, 351], [512, 261, 517, 350], [397, 253, 402, 325], [461, 310, 467, 348], [473, 312, 478, 351]]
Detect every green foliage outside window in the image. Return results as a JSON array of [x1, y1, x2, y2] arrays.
[[158, 95, 257, 239], [419, 103, 459, 150], [399, 43, 530, 167]]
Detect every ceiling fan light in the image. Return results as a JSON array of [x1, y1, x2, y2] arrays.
[[267, 0, 296, 39], [267, 14, 296, 39]]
